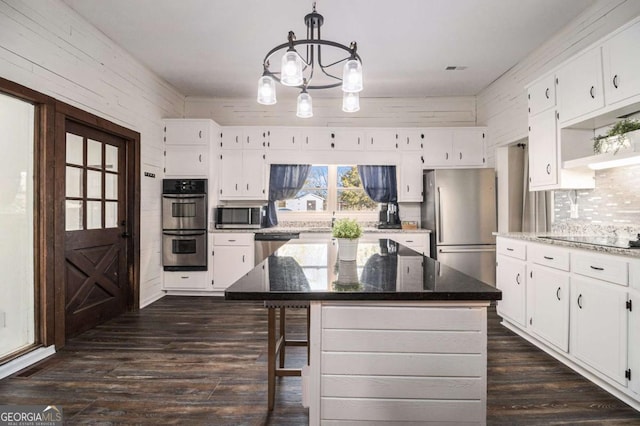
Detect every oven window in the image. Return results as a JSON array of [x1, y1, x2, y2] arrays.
[[172, 239, 197, 254], [172, 202, 196, 218]]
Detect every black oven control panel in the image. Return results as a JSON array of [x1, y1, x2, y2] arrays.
[[162, 179, 207, 194]]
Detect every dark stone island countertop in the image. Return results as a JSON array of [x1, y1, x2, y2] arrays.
[[225, 236, 501, 302]]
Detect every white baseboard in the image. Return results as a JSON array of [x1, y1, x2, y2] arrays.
[[139, 291, 165, 308], [0, 346, 56, 380]]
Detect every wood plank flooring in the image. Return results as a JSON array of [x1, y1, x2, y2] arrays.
[[0, 296, 639, 425]]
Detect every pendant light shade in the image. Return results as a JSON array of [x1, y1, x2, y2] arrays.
[[342, 92, 360, 113], [281, 50, 304, 87], [342, 59, 363, 93], [257, 75, 277, 105], [296, 90, 313, 118]]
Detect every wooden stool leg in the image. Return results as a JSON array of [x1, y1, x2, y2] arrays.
[[267, 308, 276, 411], [279, 307, 286, 368]]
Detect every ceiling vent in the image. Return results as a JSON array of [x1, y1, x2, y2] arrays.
[[445, 66, 468, 71]]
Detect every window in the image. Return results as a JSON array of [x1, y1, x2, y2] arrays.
[[278, 165, 377, 219]]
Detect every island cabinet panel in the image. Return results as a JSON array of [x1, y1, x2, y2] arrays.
[[316, 303, 487, 424]]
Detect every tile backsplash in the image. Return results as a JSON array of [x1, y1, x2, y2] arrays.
[[554, 164, 640, 236]]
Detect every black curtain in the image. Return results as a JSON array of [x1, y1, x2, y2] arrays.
[[357, 165, 398, 213], [266, 164, 311, 227]]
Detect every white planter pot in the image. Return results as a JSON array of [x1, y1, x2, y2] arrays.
[[337, 238, 359, 261]]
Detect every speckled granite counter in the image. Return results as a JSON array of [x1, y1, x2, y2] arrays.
[[211, 226, 432, 234], [496, 232, 640, 258]]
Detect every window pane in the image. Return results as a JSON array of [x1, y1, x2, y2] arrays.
[[105, 173, 117, 200], [66, 133, 83, 165], [65, 200, 83, 231], [86, 201, 102, 229], [283, 189, 327, 212], [105, 144, 118, 172], [66, 166, 83, 198], [337, 165, 361, 188], [87, 170, 102, 199], [338, 189, 377, 211], [105, 201, 118, 228], [87, 139, 102, 169]]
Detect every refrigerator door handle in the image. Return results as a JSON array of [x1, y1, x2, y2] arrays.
[[438, 247, 497, 253], [437, 187, 443, 243]]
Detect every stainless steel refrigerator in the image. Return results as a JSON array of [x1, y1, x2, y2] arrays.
[[421, 169, 497, 286]]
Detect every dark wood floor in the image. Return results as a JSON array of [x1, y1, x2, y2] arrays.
[[1, 297, 639, 425]]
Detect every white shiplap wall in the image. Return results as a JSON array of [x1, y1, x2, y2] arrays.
[[0, 0, 185, 307], [477, 0, 640, 167]]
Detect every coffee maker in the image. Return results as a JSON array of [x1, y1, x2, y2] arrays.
[[378, 203, 401, 229]]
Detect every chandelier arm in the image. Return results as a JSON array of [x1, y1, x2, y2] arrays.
[[262, 39, 360, 67]]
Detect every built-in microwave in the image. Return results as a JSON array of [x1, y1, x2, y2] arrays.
[[215, 206, 266, 229]]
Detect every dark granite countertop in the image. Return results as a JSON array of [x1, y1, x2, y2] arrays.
[[225, 236, 501, 302]]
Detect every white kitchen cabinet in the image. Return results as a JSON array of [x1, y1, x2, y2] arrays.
[[367, 232, 430, 257], [528, 108, 558, 188], [164, 119, 210, 146], [528, 265, 570, 352], [163, 270, 209, 291], [328, 129, 364, 151], [164, 145, 209, 178], [496, 255, 526, 327], [220, 127, 267, 150], [397, 255, 424, 291], [570, 276, 628, 385], [268, 127, 301, 150], [527, 74, 556, 116], [603, 21, 640, 107], [423, 128, 485, 167], [300, 128, 327, 150], [396, 129, 424, 151], [219, 150, 267, 200], [398, 152, 424, 202], [364, 128, 397, 151], [556, 47, 604, 124], [212, 233, 254, 290]]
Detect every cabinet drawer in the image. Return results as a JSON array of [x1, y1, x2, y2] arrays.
[[530, 243, 569, 271], [497, 238, 526, 260], [163, 271, 208, 289], [573, 252, 628, 286], [212, 233, 254, 246]]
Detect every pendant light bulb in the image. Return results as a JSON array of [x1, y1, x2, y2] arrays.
[[342, 92, 360, 113], [257, 75, 277, 105], [281, 50, 304, 87], [342, 59, 363, 93], [296, 90, 313, 118]]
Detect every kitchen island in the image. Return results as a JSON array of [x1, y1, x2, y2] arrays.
[[226, 236, 501, 425]]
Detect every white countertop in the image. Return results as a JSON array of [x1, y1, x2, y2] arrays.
[[496, 232, 640, 258]]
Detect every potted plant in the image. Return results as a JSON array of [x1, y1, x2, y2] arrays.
[[593, 118, 640, 154], [332, 218, 362, 261]]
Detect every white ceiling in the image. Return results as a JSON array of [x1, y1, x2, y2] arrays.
[[63, 0, 597, 101]]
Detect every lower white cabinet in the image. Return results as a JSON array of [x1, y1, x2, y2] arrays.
[[570, 276, 628, 385], [496, 255, 526, 326], [397, 256, 424, 291], [630, 287, 640, 396], [163, 271, 209, 291], [527, 265, 570, 352], [212, 233, 254, 290]]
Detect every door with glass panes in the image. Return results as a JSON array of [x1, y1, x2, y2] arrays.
[[64, 120, 129, 337]]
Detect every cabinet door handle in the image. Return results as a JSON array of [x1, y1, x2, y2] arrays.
[[358, 137, 361, 145], [543, 256, 554, 260], [589, 86, 595, 99], [445, 152, 449, 160], [546, 163, 551, 175], [181, 276, 189, 279], [590, 265, 604, 271], [292, 136, 295, 144], [613, 74, 619, 89], [506, 247, 514, 251], [545, 87, 550, 99], [242, 255, 245, 263], [370, 137, 374, 145], [235, 136, 238, 143], [235, 183, 238, 190], [516, 273, 521, 285], [198, 154, 202, 162], [198, 130, 202, 138], [459, 152, 462, 160], [228, 239, 236, 242], [406, 185, 410, 192], [246, 184, 249, 190], [556, 287, 561, 301], [577, 294, 583, 309]]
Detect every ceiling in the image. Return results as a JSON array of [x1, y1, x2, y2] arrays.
[[63, 0, 597, 101]]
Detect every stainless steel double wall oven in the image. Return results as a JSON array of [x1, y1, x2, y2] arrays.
[[162, 179, 208, 271]]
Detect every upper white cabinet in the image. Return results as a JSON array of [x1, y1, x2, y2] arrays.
[[396, 129, 424, 151], [300, 128, 327, 150], [164, 119, 210, 146], [528, 108, 558, 188], [164, 119, 215, 178], [220, 127, 267, 150], [556, 47, 605, 124], [268, 127, 301, 150], [423, 128, 485, 167], [398, 152, 424, 202], [603, 20, 640, 107], [364, 128, 397, 151], [219, 150, 267, 200], [527, 74, 556, 116], [328, 129, 364, 151]]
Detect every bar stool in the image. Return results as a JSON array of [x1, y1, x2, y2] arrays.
[[265, 301, 310, 411]]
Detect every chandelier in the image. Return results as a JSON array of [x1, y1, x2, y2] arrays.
[[256, 3, 363, 118]]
